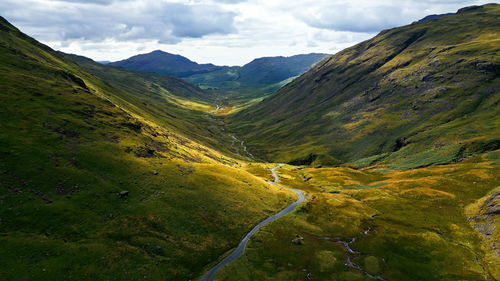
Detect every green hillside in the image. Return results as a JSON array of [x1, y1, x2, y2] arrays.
[[229, 4, 500, 167], [61, 53, 244, 157], [0, 16, 295, 281]]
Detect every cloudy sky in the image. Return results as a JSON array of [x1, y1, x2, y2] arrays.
[[0, 0, 494, 65]]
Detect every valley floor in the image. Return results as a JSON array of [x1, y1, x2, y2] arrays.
[[203, 151, 500, 281]]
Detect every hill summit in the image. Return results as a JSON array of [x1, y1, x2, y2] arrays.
[[109, 50, 222, 77]]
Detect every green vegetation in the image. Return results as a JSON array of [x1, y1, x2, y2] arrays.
[[216, 153, 500, 280], [210, 5, 500, 281], [0, 16, 295, 280], [61, 53, 246, 159], [1, 4, 499, 281], [229, 4, 500, 167]]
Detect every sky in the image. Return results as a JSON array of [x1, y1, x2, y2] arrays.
[[0, 0, 495, 65]]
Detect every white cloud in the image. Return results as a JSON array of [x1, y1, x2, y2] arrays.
[[0, 0, 494, 65]]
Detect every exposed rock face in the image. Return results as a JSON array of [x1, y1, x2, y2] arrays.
[[292, 234, 304, 245], [469, 191, 499, 257]]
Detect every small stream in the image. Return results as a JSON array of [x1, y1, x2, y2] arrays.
[[316, 236, 386, 280]]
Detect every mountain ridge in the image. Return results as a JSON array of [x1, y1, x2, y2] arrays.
[[185, 52, 331, 97], [111, 49, 330, 97], [228, 3, 500, 167]]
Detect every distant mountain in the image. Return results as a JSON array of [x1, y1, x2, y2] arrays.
[[417, 6, 486, 23], [229, 4, 500, 167], [185, 53, 331, 96], [111, 51, 330, 96], [240, 53, 332, 85], [418, 13, 454, 22], [109, 50, 223, 77]]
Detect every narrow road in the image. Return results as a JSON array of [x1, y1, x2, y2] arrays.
[[199, 164, 305, 281]]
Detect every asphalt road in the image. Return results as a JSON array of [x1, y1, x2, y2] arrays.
[[199, 164, 305, 281]]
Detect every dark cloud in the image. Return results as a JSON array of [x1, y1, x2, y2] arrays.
[[159, 3, 236, 38], [47, 0, 115, 4], [294, 0, 489, 33], [0, 0, 237, 44], [0, 0, 491, 66], [211, 0, 248, 3], [297, 4, 409, 33]]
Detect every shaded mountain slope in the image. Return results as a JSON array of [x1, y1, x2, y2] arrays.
[[110, 50, 330, 98], [185, 53, 331, 96], [109, 50, 222, 77], [239, 54, 332, 85], [0, 16, 294, 280], [229, 4, 500, 167]]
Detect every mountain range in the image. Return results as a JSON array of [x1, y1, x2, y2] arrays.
[[111, 50, 330, 96]]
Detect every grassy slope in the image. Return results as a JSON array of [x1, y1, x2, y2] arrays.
[[229, 4, 500, 167], [62, 53, 248, 159], [0, 16, 296, 280], [216, 151, 500, 280]]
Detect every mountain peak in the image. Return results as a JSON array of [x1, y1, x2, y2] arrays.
[[109, 50, 222, 77]]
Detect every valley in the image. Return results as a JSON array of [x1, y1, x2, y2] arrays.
[[0, 3, 499, 281]]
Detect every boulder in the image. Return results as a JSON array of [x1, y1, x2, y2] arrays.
[[117, 191, 129, 198], [292, 234, 304, 245]]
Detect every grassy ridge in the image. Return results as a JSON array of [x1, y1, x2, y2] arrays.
[[0, 16, 295, 280], [229, 4, 500, 167]]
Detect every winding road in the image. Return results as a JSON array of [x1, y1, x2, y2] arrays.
[[199, 164, 305, 281]]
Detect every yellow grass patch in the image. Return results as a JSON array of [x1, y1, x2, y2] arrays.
[[164, 94, 214, 112], [400, 187, 455, 199], [466, 169, 492, 180], [379, 177, 440, 188]]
